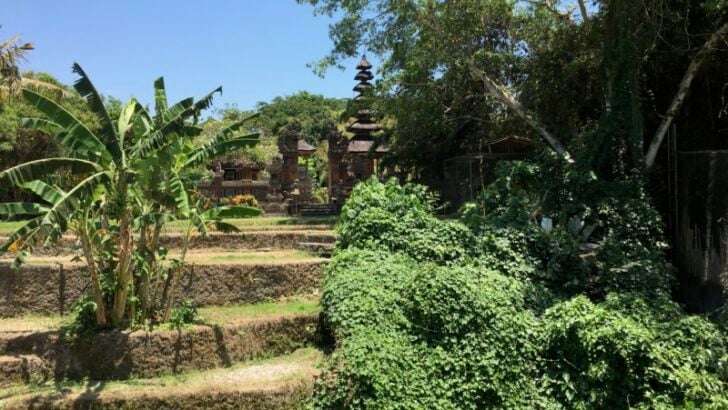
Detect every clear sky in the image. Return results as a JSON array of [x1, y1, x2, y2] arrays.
[[4, 1, 373, 112]]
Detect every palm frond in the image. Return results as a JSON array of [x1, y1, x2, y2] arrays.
[[0, 215, 41, 252], [212, 221, 240, 233], [22, 118, 104, 159], [0, 202, 50, 217], [0, 158, 102, 187], [39, 171, 112, 232], [153, 77, 168, 123], [19, 180, 65, 205], [162, 97, 194, 124], [184, 135, 260, 169], [202, 205, 262, 220], [189, 209, 209, 238], [190, 86, 222, 122], [21, 89, 111, 163], [168, 173, 190, 218], [71, 63, 122, 161]]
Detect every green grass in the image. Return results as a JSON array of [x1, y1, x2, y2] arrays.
[[0, 297, 320, 333], [199, 297, 320, 325], [163, 216, 337, 232], [0, 347, 322, 404], [0, 216, 337, 236]]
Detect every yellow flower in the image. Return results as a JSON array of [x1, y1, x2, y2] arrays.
[[97, 229, 109, 236]]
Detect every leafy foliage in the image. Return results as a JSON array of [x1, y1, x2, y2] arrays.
[[168, 299, 202, 329], [0, 66, 261, 330], [314, 177, 728, 409], [337, 177, 476, 263]]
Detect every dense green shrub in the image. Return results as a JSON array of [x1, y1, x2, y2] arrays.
[[541, 294, 728, 409], [315, 251, 544, 409], [462, 159, 673, 298], [322, 249, 415, 337], [314, 176, 727, 409], [337, 177, 476, 263]]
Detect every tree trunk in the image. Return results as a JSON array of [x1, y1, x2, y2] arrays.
[[80, 217, 107, 328], [162, 223, 193, 323], [577, 0, 589, 27], [111, 180, 134, 327], [644, 23, 728, 169], [469, 67, 573, 162]]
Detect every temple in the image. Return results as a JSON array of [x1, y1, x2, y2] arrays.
[[198, 55, 387, 215], [327, 55, 387, 205]]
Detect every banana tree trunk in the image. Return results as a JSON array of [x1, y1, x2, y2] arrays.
[[79, 218, 107, 327], [111, 180, 134, 327], [162, 223, 192, 322]]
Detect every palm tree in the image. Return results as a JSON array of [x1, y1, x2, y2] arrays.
[[0, 33, 72, 101], [0, 34, 33, 97], [0, 64, 261, 328]]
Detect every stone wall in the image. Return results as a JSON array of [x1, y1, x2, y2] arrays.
[[0, 314, 318, 380], [0, 261, 325, 317]]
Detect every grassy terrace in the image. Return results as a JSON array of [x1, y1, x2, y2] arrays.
[[0, 297, 320, 333], [0, 249, 323, 265], [0, 216, 337, 236], [0, 347, 322, 405]]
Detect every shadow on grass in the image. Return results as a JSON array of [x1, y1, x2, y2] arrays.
[[275, 216, 338, 226]]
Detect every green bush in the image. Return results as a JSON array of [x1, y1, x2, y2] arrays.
[[322, 249, 415, 337], [337, 177, 476, 263], [168, 299, 201, 329], [462, 159, 673, 298], [314, 172, 727, 409], [541, 294, 728, 409], [315, 251, 544, 409]]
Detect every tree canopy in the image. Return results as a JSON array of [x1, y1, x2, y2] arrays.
[[298, 0, 728, 177]]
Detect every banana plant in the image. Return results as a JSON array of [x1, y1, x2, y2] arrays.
[[0, 64, 260, 329], [130, 77, 261, 324], [160, 201, 261, 322]]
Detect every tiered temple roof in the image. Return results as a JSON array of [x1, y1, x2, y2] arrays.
[[346, 55, 385, 154]]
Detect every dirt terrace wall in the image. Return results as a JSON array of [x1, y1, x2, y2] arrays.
[[19, 384, 312, 410], [0, 314, 318, 381], [0, 231, 336, 257], [0, 261, 324, 318]]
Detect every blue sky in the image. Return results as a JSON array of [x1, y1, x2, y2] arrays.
[[4, 1, 372, 112]]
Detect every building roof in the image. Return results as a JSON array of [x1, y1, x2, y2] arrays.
[[355, 70, 373, 81], [483, 136, 533, 153], [356, 55, 373, 70], [353, 82, 373, 93], [346, 121, 383, 133], [347, 139, 389, 154], [297, 139, 316, 155]]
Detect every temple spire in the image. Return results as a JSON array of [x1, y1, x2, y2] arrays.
[[346, 54, 381, 140]]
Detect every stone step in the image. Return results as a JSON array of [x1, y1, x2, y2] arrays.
[[297, 242, 335, 257], [0, 354, 48, 387], [0, 259, 326, 318], [0, 311, 319, 381], [0, 348, 321, 409], [299, 204, 339, 217]]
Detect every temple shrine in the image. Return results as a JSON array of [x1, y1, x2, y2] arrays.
[[327, 55, 387, 206], [199, 55, 387, 215]]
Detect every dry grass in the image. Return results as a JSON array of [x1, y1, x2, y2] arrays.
[[0, 347, 322, 405], [0, 297, 320, 333], [0, 249, 324, 266]]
